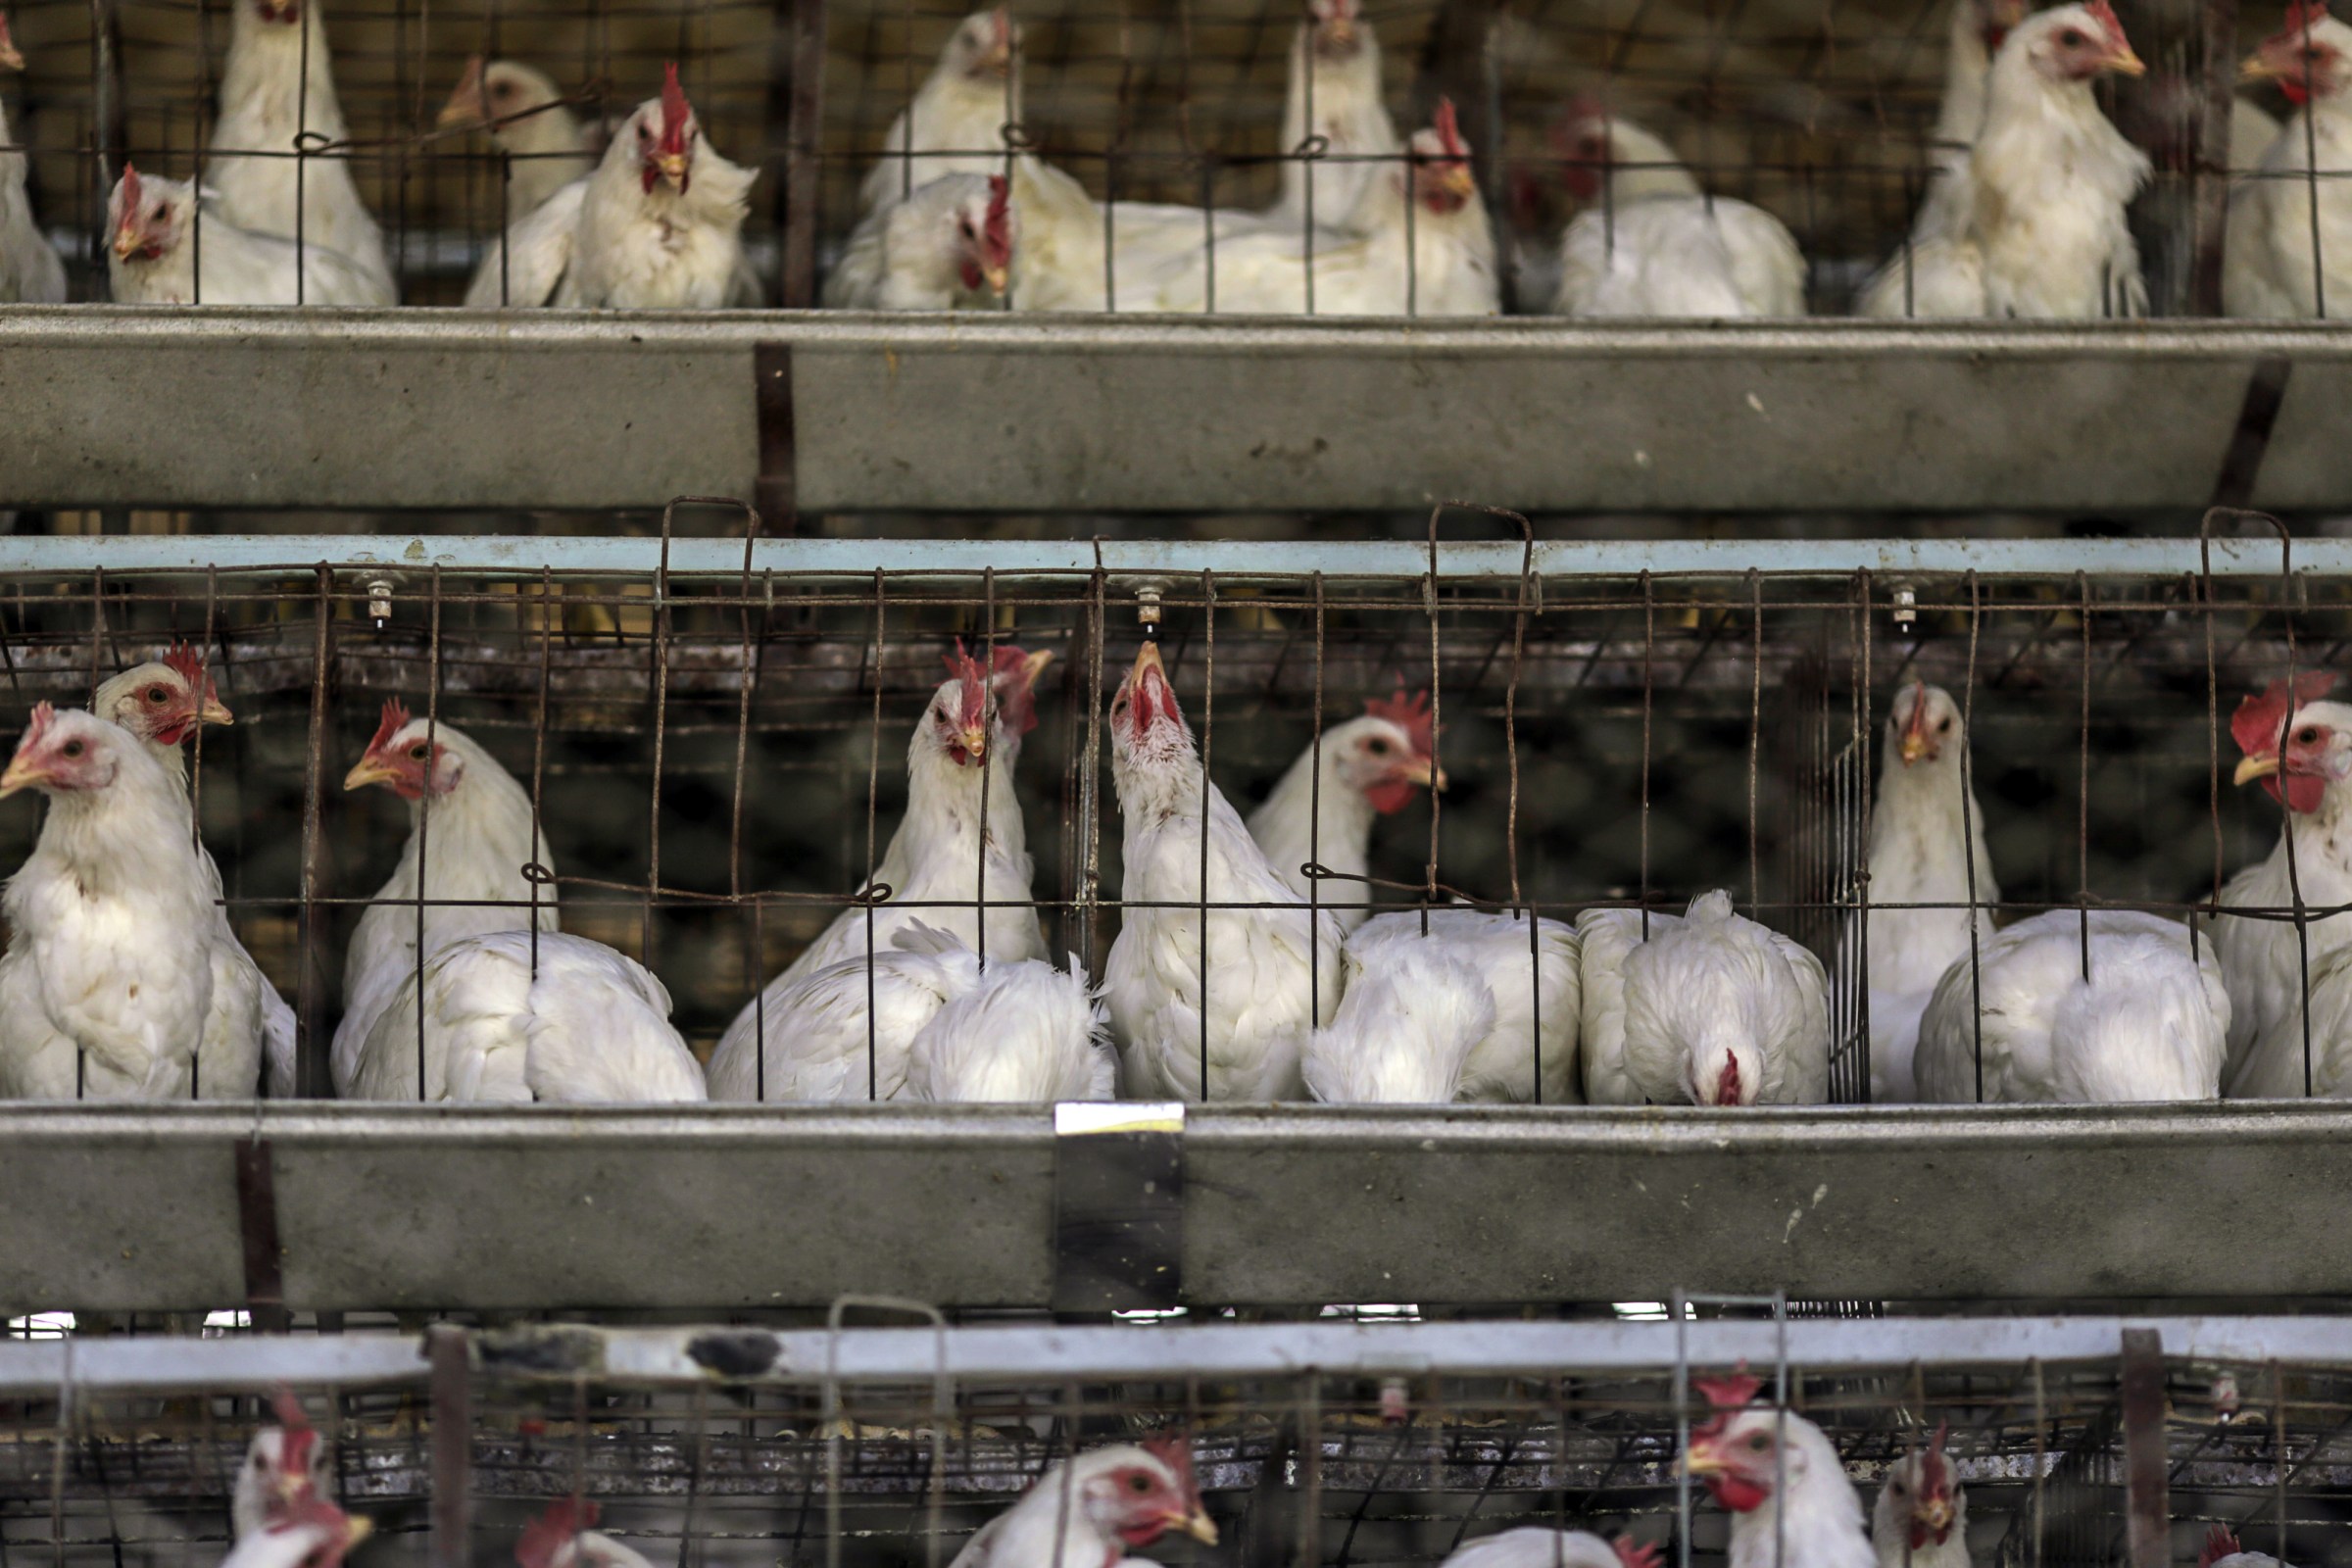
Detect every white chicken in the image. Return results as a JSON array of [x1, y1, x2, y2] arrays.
[[0, 707, 221, 1100], [1315, 907, 1581, 1102], [222, 1493, 370, 1568], [92, 649, 294, 1101], [108, 165, 389, 306], [946, 1438, 1216, 1568], [1266, 0, 1399, 235], [1858, 3, 2149, 318], [2201, 1527, 2294, 1568], [1548, 102, 1806, 317], [1104, 641, 1346, 1102], [1683, 1372, 1877, 1568], [1578, 890, 1831, 1105], [463, 64, 755, 310], [706, 922, 981, 1102], [2214, 671, 2352, 1097], [825, 172, 1013, 310], [233, 1393, 332, 1541], [1859, 682, 1998, 1102], [0, 18, 65, 304], [332, 700, 554, 1094], [341, 709, 699, 1104], [710, 644, 1052, 1084], [1873, 1423, 1970, 1568], [207, 0, 394, 302], [903, 953, 1115, 1102], [1440, 1533, 1655, 1568], [438, 57, 600, 220], [516, 1498, 655, 1568], [1907, 0, 2032, 242], [1246, 688, 1441, 933], [859, 9, 1019, 218], [1133, 99, 1498, 316], [2225, 3, 2352, 318], [1912, 908, 2229, 1102]]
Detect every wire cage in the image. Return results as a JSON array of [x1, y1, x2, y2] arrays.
[[0, 519, 2333, 1106], [3, 1314, 2349, 1568], [0, 0, 2315, 312]]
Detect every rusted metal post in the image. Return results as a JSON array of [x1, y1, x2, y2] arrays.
[[2120, 1328, 2171, 1568], [295, 567, 335, 1099], [2115, 0, 2237, 313], [777, 0, 827, 307], [87, 0, 127, 263], [428, 1325, 472, 1568]]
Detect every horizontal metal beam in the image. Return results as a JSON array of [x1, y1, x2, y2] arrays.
[[0, 531, 2324, 583], [10, 1102, 2352, 1313], [8, 309, 2352, 512], [0, 1313, 2345, 1396]]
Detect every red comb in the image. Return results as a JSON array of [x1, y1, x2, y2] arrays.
[[2200, 1526, 2243, 1568], [984, 174, 1013, 266], [118, 163, 143, 215], [1364, 686, 1436, 760], [659, 62, 690, 153], [2230, 671, 2336, 758], [368, 698, 412, 755], [1433, 96, 1470, 160], [517, 1497, 599, 1568], [1918, 1419, 1950, 1493], [1694, 1371, 1763, 1410], [1139, 1434, 1200, 1504], [452, 54, 485, 101], [2280, 0, 2332, 34], [1614, 1539, 1663, 1568], [945, 640, 992, 732], [2082, 0, 2132, 51], [20, 702, 55, 750], [163, 643, 208, 688]]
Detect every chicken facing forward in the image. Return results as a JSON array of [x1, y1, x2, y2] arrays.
[[859, 10, 1019, 218], [1246, 687, 1442, 933], [826, 172, 1014, 310], [2216, 671, 2352, 1097], [221, 1493, 370, 1568], [1860, 682, 1998, 1102], [207, 0, 395, 302], [109, 167, 389, 307], [232, 1393, 332, 1542], [438, 57, 601, 221], [1684, 1372, 1877, 1568], [1579, 891, 1830, 1105], [0, 17, 65, 304], [1548, 102, 1806, 318], [2226, 2, 2352, 317], [946, 1438, 1216, 1568], [1105, 641, 1346, 1101], [464, 64, 755, 309], [1873, 1423, 1971, 1568], [0, 707, 224, 1100], [1266, 0, 1400, 235], [1859, 3, 2149, 318]]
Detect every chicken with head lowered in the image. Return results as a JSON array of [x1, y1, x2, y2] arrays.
[[826, 172, 1014, 310], [1105, 641, 1345, 1101]]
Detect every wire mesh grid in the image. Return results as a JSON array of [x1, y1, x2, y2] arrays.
[[0, 519, 2341, 1104], [6, 1316, 2352, 1568], [0, 0, 2335, 313]]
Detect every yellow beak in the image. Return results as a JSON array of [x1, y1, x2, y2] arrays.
[[342, 1516, 374, 1551], [1399, 755, 1448, 793], [1132, 641, 1166, 680], [200, 695, 235, 727], [1441, 165, 1479, 201], [1899, 733, 1931, 765], [1920, 1498, 1955, 1535], [982, 262, 1009, 294], [436, 89, 485, 129], [343, 755, 401, 792], [0, 34, 24, 72], [2241, 51, 2284, 82], [2234, 754, 2281, 787], [2106, 47, 2147, 76], [1682, 1446, 1728, 1478], [1323, 17, 1355, 43], [1167, 1508, 1219, 1545], [112, 224, 146, 260], [0, 757, 46, 798], [1020, 649, 1055, 683], [959, 725, 990, 762], [658, 154, 690, 185]]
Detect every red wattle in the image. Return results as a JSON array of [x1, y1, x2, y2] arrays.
[[2283, 772, 2326, 813], [2283, 78, 2313, 105], [1364, 780, 1417, 814], [1705, 1475, 1771, 1513]]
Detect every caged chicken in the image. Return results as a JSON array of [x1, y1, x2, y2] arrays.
[[1911, 908, 2229, 1102], [1547, 101, 1807, 317], [207, 0, 396, 302], [1858, 2, 2149, 318], [1440, 1533, 1659, 1568], [825, 172, 1014, 310], [234, 1393, 334, 1541], [464, 64, 756, 310], [1579, 890, 1830, 1105], [2201, 1527, 2294, 1568], [1905, 0, 2032, 242], [1859, 683, 1999, 1102], [1246, 688, 1442, 933], [903, 952, 1116, 1102], [946, 1438, 1216, 1568], [1872, 1423, 1970, 1568], [515, 1498, 656, 1568], [706, 922, 982, 1102], [0, 707, 227, 1100], [2225, 2, 2352, 318], [1265, 0, 1400, 235], [340, 704, 702, 1103], [91, 649, 298, 1101], [0, 17, 65, 304], [709, 643, 1053, 1088], [438, 57, 602, 221], [221, 1492, 371, 1568], [1683, 1372, 1877, 1568], [109, 166, 390, 307], [2215, 671, 2352, 1096], [858, 10, 1019, 218], [1105, 642, 1346, 1102], [1308, 907, 1580, 1102], [1132, 99, 1498, 316]]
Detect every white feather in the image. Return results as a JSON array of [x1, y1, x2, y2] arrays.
[[707, 922, 984, 1102], [1330, 907, 1581, 1102], [0, 92, 64, 303], [903, 954, 1114, 1102]]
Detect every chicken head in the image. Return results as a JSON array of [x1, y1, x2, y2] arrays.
[[344, 700, 463, 800], [1888, 1421, 1958, 1549], [1110, 641, 1192, 763], [1, 705, 126, 797], [1307, 0, 1362, 59], [639, 64, 699, 194], [1091, 1435, 1218, 1549], [1889, 680, 1963, 767], [2231, 671, 2347, 813], [2016, 1, 2145, 83], [1551, 99, 1613, 203], [1410, 99, 1480, 214], [1354, 687, 1445, 813], [948, 9, 1016, 80], [274, 1494, 372, 1568], [516, 1497, 600, 1568], [2243, 1, 2352, 104], [0, 15, 23, 72], [110, 165, 187, 264], [97, 646, 235, 749], [956, 175, 1016, 297], [1681, 1370, 1780, 1511]]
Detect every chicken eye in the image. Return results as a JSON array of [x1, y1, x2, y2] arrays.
[[1746, 1433, 1771, 1449], [1892, 1481, 1907, 1495], [2057, 26, 2085, 44], [61, 741, 83, 759], [408, 743, 430, 761], [147, 686, 170, 703], [1366, 738, 1392, 756], [1937, 717, 1952, 733], [2299, 727, 2321, 744], [1127, 1473, 1153, 1493]]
